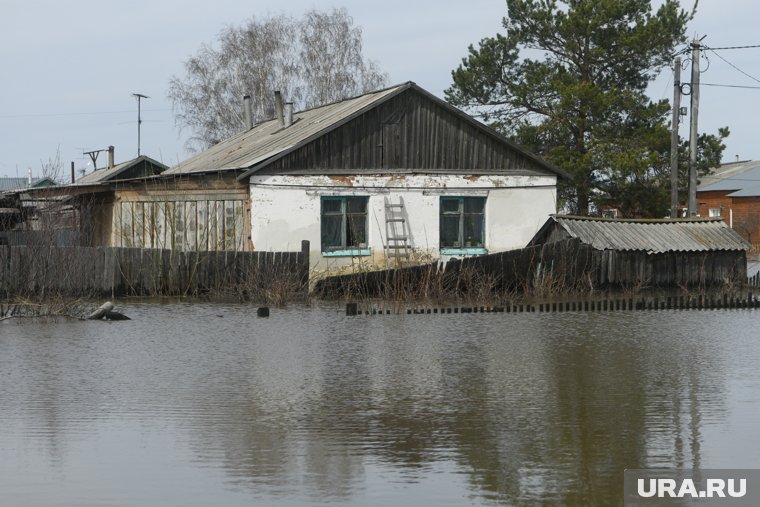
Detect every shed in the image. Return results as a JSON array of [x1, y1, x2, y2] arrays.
[[528, 215, 751, 287]]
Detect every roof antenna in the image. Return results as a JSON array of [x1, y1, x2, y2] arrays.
[[132, 93, 149, 156]]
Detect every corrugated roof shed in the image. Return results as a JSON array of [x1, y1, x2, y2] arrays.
[[530, 215, 751, 253]]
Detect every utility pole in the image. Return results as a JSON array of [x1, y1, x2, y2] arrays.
[[687, 38, 701, 217], [670, 56, 681, 218], [132, 93, 149, 156]]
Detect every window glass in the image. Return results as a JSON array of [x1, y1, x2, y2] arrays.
[[441, 198, 460, 213], [463, 197, 485, 214], [440, 196, 485, 249], [321, 214, 343, 249], [347, 198, 367, 213], [321, 196, 368, 251], [322, 199, 342, 214], [463, 214, 484, 246], [440, 215, 461, 247]]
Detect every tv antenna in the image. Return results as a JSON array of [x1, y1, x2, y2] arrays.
[[132, 93, 149, 156], [83, 148, 107, 170]]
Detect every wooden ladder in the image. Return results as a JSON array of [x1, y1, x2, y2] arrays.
[[384, 196, 410, 266]]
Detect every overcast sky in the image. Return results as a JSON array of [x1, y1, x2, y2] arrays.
[[1, 0, 759, 179]]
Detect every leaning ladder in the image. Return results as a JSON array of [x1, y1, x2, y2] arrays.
[[384, 196, 411, 266]]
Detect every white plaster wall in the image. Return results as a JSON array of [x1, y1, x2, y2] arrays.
[[249, 174, 557, 272]]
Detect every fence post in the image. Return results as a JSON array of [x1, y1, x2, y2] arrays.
[[300, 240, 310, 291]]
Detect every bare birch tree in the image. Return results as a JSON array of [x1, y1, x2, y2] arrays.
[[40, 145, 64, 183], [168, 8, 388, 150]]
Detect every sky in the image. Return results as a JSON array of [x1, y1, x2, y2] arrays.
[[1, 0, 759, 180]]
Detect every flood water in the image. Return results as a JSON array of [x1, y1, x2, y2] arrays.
[[1, 302, 759, 506]]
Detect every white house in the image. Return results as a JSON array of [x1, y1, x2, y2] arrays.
[[167, 82, 567, 272]]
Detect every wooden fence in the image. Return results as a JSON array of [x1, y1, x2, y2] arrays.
[[345, 292, 760, 316], [0, 240, 309, 298], [315, 239, 750, 298]]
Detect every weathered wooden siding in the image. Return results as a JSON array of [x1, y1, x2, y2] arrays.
[[111, 174, 252, 252], [0, 242, 309, 297], [257, 88, 550, 175]]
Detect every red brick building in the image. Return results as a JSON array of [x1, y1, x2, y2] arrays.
[[698, 160, 760, 250]]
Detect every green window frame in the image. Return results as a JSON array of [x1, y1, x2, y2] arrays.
[[439, 196, 487, 254], [321, 196, 370, 256]]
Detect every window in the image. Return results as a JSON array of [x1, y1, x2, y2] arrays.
[[440, 196, 486, 253], [321, 196, 369, 255], [709, 207, 721, 217]]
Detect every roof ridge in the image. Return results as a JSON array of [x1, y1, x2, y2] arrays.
[[554, 214, 723, 224]]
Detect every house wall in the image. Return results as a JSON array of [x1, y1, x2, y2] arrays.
[[258, 88, 553, 176], [110, 175, 252, 251], [698, 190, 760, 249], [249, 173, 557, 272]]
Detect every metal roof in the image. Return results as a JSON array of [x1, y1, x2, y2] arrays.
[[164, 81, 567, 180], [534, 215, 750, 253], [165, 84, 407, 176], [698, 160, 760, 197], [0, 177, 55, 192], [75, 155, 167, 185]]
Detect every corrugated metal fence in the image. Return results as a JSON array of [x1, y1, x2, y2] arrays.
[[0, 241, 309, 297]]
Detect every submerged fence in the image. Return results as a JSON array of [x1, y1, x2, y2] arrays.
[[346, 292, 760, 316], [0, 241, 309, 298], [315, 239, 750, 298]]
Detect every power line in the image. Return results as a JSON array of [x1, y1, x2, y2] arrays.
[[704, 46, 760, 85], [705, 44, 760, 50], [702, 82, 760, 90], [0, 108, 171, 120]]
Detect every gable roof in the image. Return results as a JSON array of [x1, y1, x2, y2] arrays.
[[163, 82, 567, 180], [698, 160, 760, 197], [75, 155, 168, 185], [0, 176, 56, 192], [529, 215, 750, 253]]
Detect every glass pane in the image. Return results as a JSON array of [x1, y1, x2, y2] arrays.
[[464, 197, 485, 214], [440, 215, 460, 247], [463, 214, 484, 247], [347, 214, 367, 246], [347, 197, 368, 213], [441, 198, 460, 213], [321, 215, 343, 249], [322, 198, 342, 214]]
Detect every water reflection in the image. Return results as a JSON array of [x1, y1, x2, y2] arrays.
[[0, 303, 754, 506]]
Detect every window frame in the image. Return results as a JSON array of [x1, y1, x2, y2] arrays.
[[439, 196, 487, 255], [320, 196, 370, 256]]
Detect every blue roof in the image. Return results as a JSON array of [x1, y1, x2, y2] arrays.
[[699, 162, 760, 197]]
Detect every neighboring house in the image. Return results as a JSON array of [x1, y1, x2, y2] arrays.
[[528, 215, 750, 287], [697, 159, 760, 249], [157, 81, 566, 271], [74, 151, 167, 185], [0, 176, 58, 233], [0, 176, 57, 192], [3, 153, 169, 246]]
